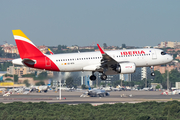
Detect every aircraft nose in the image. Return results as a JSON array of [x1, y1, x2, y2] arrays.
[[168, 55, 173, 62]]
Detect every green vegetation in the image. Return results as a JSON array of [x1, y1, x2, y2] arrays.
[[0, 101, 180, 120], [14, 75, 18, 83], [156, 84, 161, 89], [34, 72, 48, 80], [35, 81, 45, 86], [4, 74, 13, 77], [49, 44, 95, 54], [4, 78, 13, 81], [22, 72, 50, 80], [23, 80, 30, 87], [22, 73, 35, 77], [153, 70, 180, 88], [81, 84, 88, 89], [122, 43, 126, 48], [66, 77, 74, 88], [0, 47, 4, 57], [111, 69, 180, 89], [0, 62, 12, 71]]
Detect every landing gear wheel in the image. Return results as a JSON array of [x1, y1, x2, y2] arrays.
[[90, 75, 96, 81], [150, 66, 155, 76], [101, 74, 107, 80], [151, 72, 155, 76]]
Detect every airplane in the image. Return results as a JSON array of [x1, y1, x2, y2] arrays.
[[80, 81, 109, 97], [30, 85, 48, 93], [58, 87, 75, 91], [12, 29, 173, 81], [48, 48, 54, 55], [110, 85, 122, 91]]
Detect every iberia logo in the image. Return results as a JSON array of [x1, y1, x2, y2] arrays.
[[121, 50, 145, 55], [125, 66, 132, 68]]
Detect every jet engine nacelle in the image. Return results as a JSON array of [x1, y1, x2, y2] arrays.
[[116, 62, 136, 74]]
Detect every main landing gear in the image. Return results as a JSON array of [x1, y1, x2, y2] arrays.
[[90, 71, 96, 81], [90, 72, 107, 81], [100, 73, 107, 80], [150, 66, 155, 76]]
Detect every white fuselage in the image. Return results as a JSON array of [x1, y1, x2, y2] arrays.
[[48, 48, 172, 72], [12, 48, 173, 75]]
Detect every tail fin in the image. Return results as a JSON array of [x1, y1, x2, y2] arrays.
[[47, 79, 51, 86], [48, 48, 54, 55], [87, 81, 91, 90], [12, 30, 44, 59]]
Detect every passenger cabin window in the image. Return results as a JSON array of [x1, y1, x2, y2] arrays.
[[161, 51, 166, 55]]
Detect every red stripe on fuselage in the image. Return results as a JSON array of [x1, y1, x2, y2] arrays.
[[25, 56, 60, 71]]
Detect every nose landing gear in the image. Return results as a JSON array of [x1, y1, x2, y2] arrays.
[[150, 66, 155, 76]]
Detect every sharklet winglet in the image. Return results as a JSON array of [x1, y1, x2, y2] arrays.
[[97, 44, 105, 54]]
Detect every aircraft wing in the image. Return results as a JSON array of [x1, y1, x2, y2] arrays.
[[97, 44, 118, 65], [97, 44, 120, 74]]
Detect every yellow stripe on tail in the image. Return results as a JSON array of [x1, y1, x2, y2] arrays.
[[12, 29, 31, 41]]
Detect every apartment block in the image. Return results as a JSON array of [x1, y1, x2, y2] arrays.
[[7, 66, 30, 77], [159, 41, 180, 48], [154, 64, 178, 74]]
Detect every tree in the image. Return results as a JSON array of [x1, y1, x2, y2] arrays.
[[4, 78, 13, 81], [169, 69, 180, 87], [112, 80, 121, 87], [122, 44, 126, 48], [100, 82, 106, 87], [38, 71, 47, 78], [14, 75, 18, 83], [156, 84, 160, 89], [23, 80, 30, 87], [1, 110, 8, 120], [4, 74, 13, 77], [66, 77, 74, 88], [81, 84, 87, 89], [35, 81, 45, 86], [153, 71, 164, 84], [173, 53, 178, 60], [34, 72, 48, 80], [138, 80, 145, 89], [0, 62, 12, 71], [103, 43, 107, 49], [0, 46, 4, 57]]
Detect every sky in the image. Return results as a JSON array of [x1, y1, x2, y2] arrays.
[[0, 0, 180, 47]]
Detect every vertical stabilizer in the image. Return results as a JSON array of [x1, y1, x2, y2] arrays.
[[48, 48, 54, 55], [87, 81, 91, 90], [12, 30, 44, 59]]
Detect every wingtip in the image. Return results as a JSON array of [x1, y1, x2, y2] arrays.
[[97, 44, 105, 54]]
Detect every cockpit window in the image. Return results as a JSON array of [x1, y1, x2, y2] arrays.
[[161, 51, 166, 55]]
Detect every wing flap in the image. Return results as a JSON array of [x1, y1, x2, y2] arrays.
[[83, 64, 101, 71]]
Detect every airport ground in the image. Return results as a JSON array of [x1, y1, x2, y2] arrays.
[[1, 90, 180, 105]]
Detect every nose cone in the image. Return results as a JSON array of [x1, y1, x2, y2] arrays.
[[167, 55, 173, 63]]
